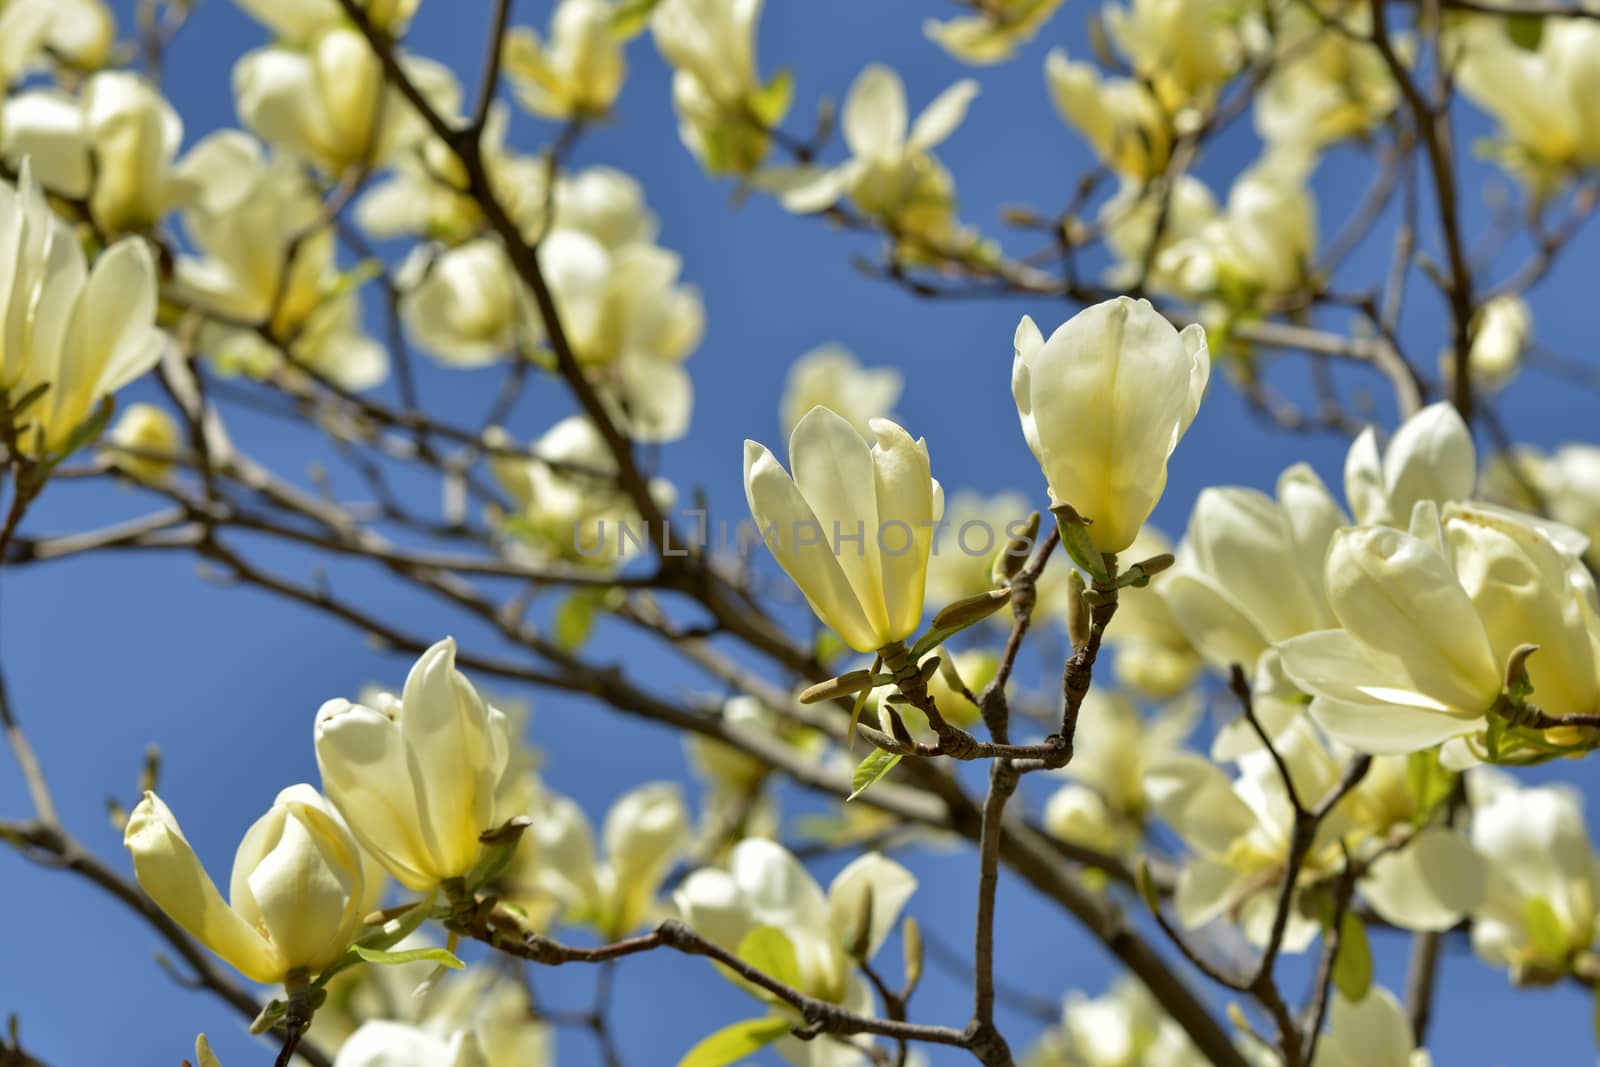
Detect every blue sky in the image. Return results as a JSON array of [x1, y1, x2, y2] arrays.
[[3, 1, 1598, 1064]]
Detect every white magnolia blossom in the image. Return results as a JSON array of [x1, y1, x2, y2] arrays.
[[0, 0, 113, 77], [489, 415, 676, 568], [1452, 16, 1600, 179], [1158, 152, 1317, 300], [924, 0, 1064, 66], [1045, 49, 1170, 180], [1255, 7, 1400, 149], [779, 345, 902, 439], [172, 131, 386, 391], [503, 0, 629, 120], [234, 26, 460, 175], [1345, 401, 1478, 527], [355, 104, 548, 243], [1311, 987, 1433, 1067], [1013, 297, 1210, 554], [231, 0, 419, 44], [400, 239, 536, 366], [333, 1021, 488, 1067], [778, 64, 978, 251], [1161, 463, 1344, 678], [0, 162, 164, 455], [103, 401, 180, 482], [316, 638, 511, 892], [1462, 293, 1532, 390], [674, 840, 916, 1067], [744, 407, 944, 653], [2, 72, 190, 234], [1485, 443, 1600, 568], [124, 786, 381, 984], [1469, 770, 1600, 980], [651, 0, 789, 174], [506, 782, 690, 939], [1023, 976, 1203, 1067], [1103, 0, 1243, 112], [1099, 176, 1219, 292]]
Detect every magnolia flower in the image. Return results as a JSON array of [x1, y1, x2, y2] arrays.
[[1023, 976, 1203, 1067], [1484, 444, 1600, 568], [779, 345, 902, 439], [490, 415, 676, 567], [651, 0, 789, 174], [778, 64, 978, 249], [1461, 293, 1532, 390], [315, 638, 511, 891], [924, 0, 1064, 66], [1344, 401, 1475, 528], [1311, 987, 1432, 1067], [1101, 527, 1204, 701], [744, 407, 944, 653], [1045, 50, 1170, 180], [234, 27, 460, 175], [231, 0, 419, 44], [0, 163, 164, 456], [173, 131, 386, 391], [1103, 0, 1243, 112], [501, 782, 690, 939], [551, 165, 659, 249], [1042, 785, 1131, 860], [1469, 771, 1600, 980], [0, 0, 114, 74], [103, 402, 180, 482], [2, 72, 189, 234], [504, 0, 628, 120], [356, 105, 548, 243], [1099, 176, 1219, 293], [1147, 721, 1356, 949], [1255, 7, 1400, 149], [1158, 153, 1317, 300], [400, 239, 536, 366], [333, 1021, 487, 1067], [674, 840, 915, 1064], [1013, 297, 1210, 555], [1452, 17, 1600, 179], [124, 786, 379, 984], [1160, 463, 1344, 677], [1278, 523, 1505, 755]]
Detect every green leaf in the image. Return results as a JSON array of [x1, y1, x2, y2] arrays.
[[1506, 12, 1543, 49], [845, 680, 873, 748], [737, 925, 802, 989], [353, 945, 464, 970], [1404, 749, 1456, 822], [1331, 913, 1372, 1001], [554, 590, 602, 651], [848, 748, 903, 801], [751, 70, 794, 128], [1525, 897, 1568, 961], [1331, 915, 1369, 1004], [676, 1017, 793, 1067]]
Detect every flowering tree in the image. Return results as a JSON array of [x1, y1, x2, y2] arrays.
[[3, 0, 1600, 1065]]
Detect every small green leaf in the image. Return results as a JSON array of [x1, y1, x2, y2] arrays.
[[1332, 913, 1372, 1001], [1525, 897, 1568, 961], [1404, 749, 1456, 822], [846, 680, 873, 748], [902, 916, 923, 995], [737, 925, 802, 990], [353, 945, 464, 970], [676, 1017, 793, 1067], [554, 590, 601, 651], [750, 70, 794, 128], [848, 748, 903, 801], [610, 0, 659, 36]]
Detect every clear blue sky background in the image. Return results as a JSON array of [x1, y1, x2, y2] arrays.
[[3, 2, 1598, 1064]]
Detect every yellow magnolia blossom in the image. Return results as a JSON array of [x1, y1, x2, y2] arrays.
[[1045, 49, 1170, 180], [744, 406, 944, 653], [0, 162, 164, 456], [1104, 0, 1244, 112], [103, 402, 180, 482], [315, 638, 511, 892], [124, 786, 380, 985], [504, 0, 629, 120], [1102, 527, 1204, 701], [231, 0, 419, 43], [1013, 297, 1210, 554], [779, 345, 902, 439], [924, 0, 1064, 66]]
